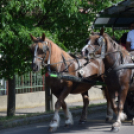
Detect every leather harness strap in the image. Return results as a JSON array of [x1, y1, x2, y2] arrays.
[[61, 54, 69, 72]]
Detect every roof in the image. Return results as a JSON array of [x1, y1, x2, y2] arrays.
[[94, 0, 134, 29]]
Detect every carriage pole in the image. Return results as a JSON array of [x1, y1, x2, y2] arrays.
[[45, 75, 56, 111]]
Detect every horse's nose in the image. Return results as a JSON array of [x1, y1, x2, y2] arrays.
[[32, 63, 38, 71]]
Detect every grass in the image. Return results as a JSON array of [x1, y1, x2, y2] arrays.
[[0, 113, 39, 122]]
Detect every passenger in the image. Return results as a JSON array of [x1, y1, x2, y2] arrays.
[[126, 22, 134, 51]]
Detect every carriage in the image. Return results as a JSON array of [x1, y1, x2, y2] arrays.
[[30, 0, 134, 132]]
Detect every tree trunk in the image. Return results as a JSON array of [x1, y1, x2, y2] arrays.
[[7, 75, 16, 117]]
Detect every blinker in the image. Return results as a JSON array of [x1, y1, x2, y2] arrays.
[[97, 36, 103, 45], [43, 45, 49, 52], [97, 36, 106, 59]]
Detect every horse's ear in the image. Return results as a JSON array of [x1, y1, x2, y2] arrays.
[[100, 27, 105, 36], [30, 34, 37, 42], [42, 33, 45, 41]]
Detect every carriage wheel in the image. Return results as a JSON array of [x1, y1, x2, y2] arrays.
[[124, 92, 134, 119]]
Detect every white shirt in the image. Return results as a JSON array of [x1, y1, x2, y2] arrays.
[[127, 30, 134, 50]]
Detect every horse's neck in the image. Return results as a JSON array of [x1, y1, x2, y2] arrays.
[[104, 43, 121, 69], [49, 42, 72, 71]]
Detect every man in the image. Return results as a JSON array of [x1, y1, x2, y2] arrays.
[[126, 22, 134, 51]]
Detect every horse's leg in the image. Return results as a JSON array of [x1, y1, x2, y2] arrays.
[[79, 91, 89, 124], [103, 87, 114, 122], [62, 101, 73, 127], [49, 94, 60, 132], [111, 88, 128, 132], [49, 86, 72, 131]]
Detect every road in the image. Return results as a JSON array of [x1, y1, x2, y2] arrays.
[[0, 108, 134, 134]]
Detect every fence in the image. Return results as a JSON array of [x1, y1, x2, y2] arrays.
[[0, 79, 6, 95], [0, 71, 45, 96]]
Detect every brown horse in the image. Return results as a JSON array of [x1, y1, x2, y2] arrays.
[[86, 29, 134, 132], [29, 33, 111, 132]]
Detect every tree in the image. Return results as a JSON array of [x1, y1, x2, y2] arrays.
[[0, 0, 124, 116], [0, 0, 123, 78]]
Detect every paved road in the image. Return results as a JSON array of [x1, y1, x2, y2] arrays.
[[0, 108, 134, 134]]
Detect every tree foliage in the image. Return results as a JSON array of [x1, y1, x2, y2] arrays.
[[0, 0, 123, 79]]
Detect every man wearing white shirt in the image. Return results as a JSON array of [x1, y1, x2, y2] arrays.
[[126, 22, 134, 51]]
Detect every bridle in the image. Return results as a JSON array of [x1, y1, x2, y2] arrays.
[[87, 35, 126, 74], [87, 36, 106, 59], [33, 41, 51, 72]]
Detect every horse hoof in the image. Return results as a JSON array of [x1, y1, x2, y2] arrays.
[[79, 120, 87, 124], [111, 127, 120, 133], [49, 127, 57, 132]]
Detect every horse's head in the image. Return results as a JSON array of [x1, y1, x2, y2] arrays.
[[30, 33, 50, 72], [86, 28, 113, 59]]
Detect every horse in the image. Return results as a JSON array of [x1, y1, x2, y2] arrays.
[[85, 29, 134, 132], [29, 33, 111, 132]]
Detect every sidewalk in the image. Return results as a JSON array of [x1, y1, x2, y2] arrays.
[[0, 99, 107, 130], [0, 99, 106, 116]]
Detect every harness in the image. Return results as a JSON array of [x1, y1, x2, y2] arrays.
[[61, 54, 69, 72], [32, 39, 106, 87], [33, 41, 90, 73], [87, 36, 126, 75], [87, 36, 106, 59]]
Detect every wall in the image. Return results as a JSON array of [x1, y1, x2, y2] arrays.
[[0, 86, 104, 111]]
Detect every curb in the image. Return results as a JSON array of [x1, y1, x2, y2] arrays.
[[0, 104, 106, 130]]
